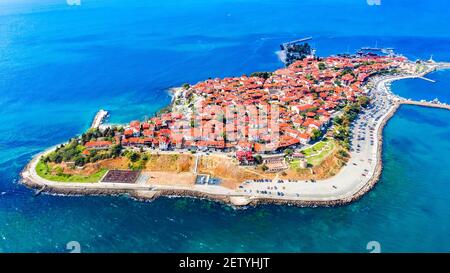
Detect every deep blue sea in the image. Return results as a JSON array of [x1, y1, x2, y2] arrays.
[[0, 0, 449, 252]]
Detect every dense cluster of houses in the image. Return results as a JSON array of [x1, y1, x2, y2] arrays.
[[84, 55, 406, 164]]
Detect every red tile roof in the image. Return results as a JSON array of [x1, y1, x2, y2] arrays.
[[85, 141, 112, 148]]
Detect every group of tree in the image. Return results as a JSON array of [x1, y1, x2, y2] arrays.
[[43, 139, 82, 164], [340, 68, 356, 78], [42, 139, 123, 167], [81, 127, 115, 144], [333, 96, 371, 149], [250, 72, 273, 79], [284, 43, 312, 65], [310, 129, 322, 142], [318, 62, 326, 70], [284, 148, 294, 156], [124, 150, 149, 170], [286, 43, 311, 57]]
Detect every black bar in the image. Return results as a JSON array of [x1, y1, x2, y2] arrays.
[[0, 253, 447, 272]]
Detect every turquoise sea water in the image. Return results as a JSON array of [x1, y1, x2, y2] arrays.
[[0, 0, 449, 252]]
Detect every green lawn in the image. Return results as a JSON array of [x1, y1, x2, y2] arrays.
[[290, 139, 336, 168], [36, 160, 106, 183], [301, 141, 328, 157], [289, 160, 302, 169], [305, 140, 335, 166]]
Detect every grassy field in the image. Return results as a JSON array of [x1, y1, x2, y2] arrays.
[[290, 139, 336, 168], [35, 160, 106, 183], [306, 140, 335, 166], [301, 140, 328, 156]]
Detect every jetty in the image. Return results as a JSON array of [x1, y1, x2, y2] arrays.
[[418, 76, 436, 83], [358, 47, 395, 56], [281, 37, 312, 48], [436, 62, 450, 69], [91, 109, 109, 129], [400, 100, 450, 111]]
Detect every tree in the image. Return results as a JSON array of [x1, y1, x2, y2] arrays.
[[305, 74, 314, 81], [261, 164, 269, 172], [285, 43, 312, 65], [333, 116, 343, 125], [357, 96, 370, 107], [104, 127, 115, 138], [74, 156, 86, 167], [128, 152, 140, 163], [110, 144, 122, 158], [318, 62, 326, 70], [338, 149, 349, 158], [254, 155, 262, 164], [250, 72, 273, 79], [284, 149, 293, 156], [311, 129, 322, 141], [333, 125, 349, 142], [340, 68, 355, 77], [182, 83, 190, 90]]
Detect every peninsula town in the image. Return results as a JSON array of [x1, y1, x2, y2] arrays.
[[21, 42, 450, 206]]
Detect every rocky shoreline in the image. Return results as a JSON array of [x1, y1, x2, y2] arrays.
[[19, 68, 447, 208]]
